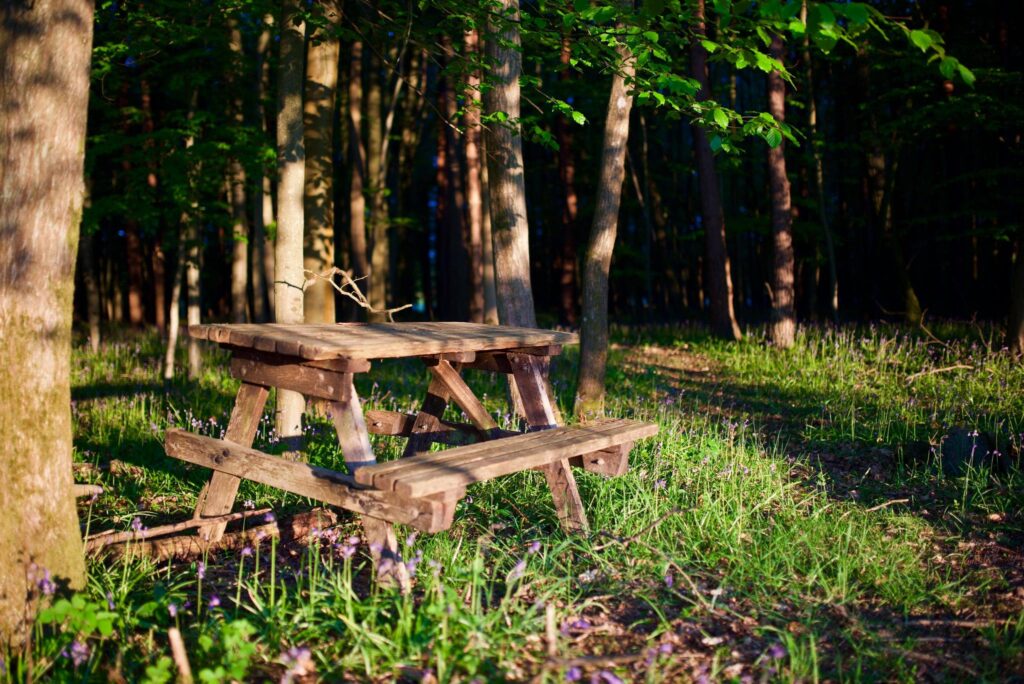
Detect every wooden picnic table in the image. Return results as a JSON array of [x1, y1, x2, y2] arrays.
[[164, 322, 657, 585]]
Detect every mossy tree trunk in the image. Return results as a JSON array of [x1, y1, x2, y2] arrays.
[[0, 0, 93, 644]]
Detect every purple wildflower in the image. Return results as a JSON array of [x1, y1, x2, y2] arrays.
[[264, 512, 276, 523], [508, 559, 527, 582], [131, 517, 145, 533], [36, 569, 56, 596], [241, 546, 253, 557], [208, 595, 220, 608], [168, 603, 178, 617], [654, 479, 667, 490], [405, 532, 418, 547], [243, 499, 255, 510], [664, 572, 674, 589], [196, 562, 206, 580], [106, 591, 115, 610], [527, 541, 542, 555], [565, 667, 583, 682], [64, 640, 90, 667], [767, 642, 787, 660]]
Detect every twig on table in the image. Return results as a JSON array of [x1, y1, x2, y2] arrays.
[[85, 508, 272, 550], [302, 267, 412, 322], [905, 364, 973, 384]]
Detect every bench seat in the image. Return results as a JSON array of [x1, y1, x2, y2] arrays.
[[353, 417, 658, 498]]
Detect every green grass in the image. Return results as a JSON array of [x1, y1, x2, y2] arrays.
[[7, 323, 1023, 682]]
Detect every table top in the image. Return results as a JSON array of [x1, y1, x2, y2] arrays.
[[188, 322, 578, 361]]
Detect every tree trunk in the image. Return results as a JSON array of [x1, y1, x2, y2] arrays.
[[252, 15, 275, 321], [801, 0, 838, 320], [275, 0, 307, 438], [303, 0, 341, 324], [575, 38, 635, 419], [80, 228, 102, 353], [464, 29, 486, 323], [142, 81, 166, 334], [554, 37, 579, 326], [480, 137, 499, 324], [0, 0, 92, 643], [440, 37, 469, 321], [228, 21, 250, 324], [367, 51, 389, 321], [483, 0, 537, 328], [186, 222, 202, 379], [690, 0, 741, 340], [768, 33, 795, 348], [1010, 238, 1024, 355], [348, 40, 370, 303]]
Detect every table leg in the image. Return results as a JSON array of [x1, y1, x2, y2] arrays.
[[329, 376, 409, 590], [402, 362, 462, 458], [193, 382, 269, 541], [508, 353, 589, 533]]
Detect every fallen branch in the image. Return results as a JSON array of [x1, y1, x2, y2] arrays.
[[865, 498, 909, 512], [85, 508, 272, 551], [94, 509, 336, 563], [168, 628, 194, 684], [905, 364, 973, 384]]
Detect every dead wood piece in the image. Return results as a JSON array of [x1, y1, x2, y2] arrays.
[[97, 509, 337, 563], [73, 483, 104, 498], [85, 508, 272, 551]]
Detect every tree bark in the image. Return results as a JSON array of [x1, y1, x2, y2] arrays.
[[228, 21, 250, 324], [465, 29, 486, 323], [0, 0, 92, 643], [348, 41, 370, 304], [185, 221, 202, 379], [80, 228, 102, 353], [303, 0, 341, 324], [252, 15, 275, 322], [480, 137, 499, 324], [275, 0, 307, 438], [367, 51, 389, 321], [163, 247, 184, 381], [690, 0, 741, 340], [576, 38, 635, 419], [483, 0, 537, 328], [767, 33, 795, 348]]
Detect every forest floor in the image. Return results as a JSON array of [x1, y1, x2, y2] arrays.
[[12, 322, 1024, 682]]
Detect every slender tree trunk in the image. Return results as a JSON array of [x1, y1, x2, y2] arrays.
[[186, 222, 202, 378], [768, 33, 796, 348], [1010, 238, 1024, 355], [0, 0, 92, 643], [303, 0, 341, 324], [554, 37, 579, 326], [228, 21, 250, 324], [575, 38, 635, 419], [481, 137, 499, 324], [142, 80, 166, 333], [441, 37, 469, 321], [252, 15, 275, 321], [464, 29, 486, 323], [367, 51, 389, 321], [690, 0, 741, 340], [483, 0, 537, 328], [348, 41, 370, 299], [801, 0, 838, 320], [80, 229, 102, 353], [275, 0, 306, 437], [163, 248, 184, 380]]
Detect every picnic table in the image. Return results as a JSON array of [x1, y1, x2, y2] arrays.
[[164, 322, 657, 584]]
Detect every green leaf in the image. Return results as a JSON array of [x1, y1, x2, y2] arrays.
[[643, 30, 659, 43], [841, 3, 869, 26], [700, 39, 718, 53], [910, 29, 933, 52], [958, 63, 976, 87], [713, 107, 729, 129], [571, 110, 587, 125], [939, 56, 957, 79], [764, 129, 782, 148], [574, 0, 590, 13]]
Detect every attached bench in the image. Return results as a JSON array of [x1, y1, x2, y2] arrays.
[[354, 418, 658, 498]]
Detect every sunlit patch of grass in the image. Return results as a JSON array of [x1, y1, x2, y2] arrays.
[[8, 324, 1021, 681]]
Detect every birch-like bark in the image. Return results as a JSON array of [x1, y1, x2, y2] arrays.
[[275, 0, 307, 437]]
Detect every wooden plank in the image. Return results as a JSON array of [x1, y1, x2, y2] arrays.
[[188, 323, 578, 361], [420, 351, 477, 365], [328, 382, 375, 472], [230, 357, 354, 403], [363, 410, 514, 445], [361, 516, 410, 590], [509, 353, 560, 429], [427, 360, 500, 436], [357, 420, 657, 497], [402, 364, 459, 458], [569, 444, 630, 477], [166, 430, 446, 532], [192, 382, 269, 541], [223, 346, 371, 373], [353, 418, 634, 484]]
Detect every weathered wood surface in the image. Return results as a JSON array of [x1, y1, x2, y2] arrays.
[[353, 418, 658, 498], [189, 322, 577, 360], [227, 347, 371, 373], [193, 382, 269, 541], [230, 357, 354, 402], [427, 359, 501, 436], [364, 410, 516, 444], [569, 444, 631, 477], [166, 429, 448, 532]]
